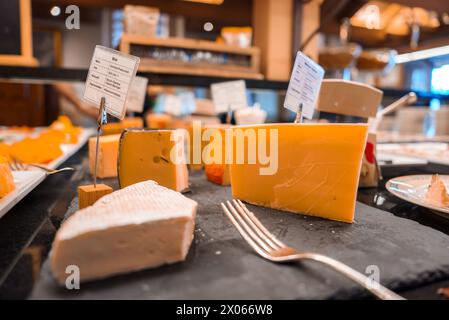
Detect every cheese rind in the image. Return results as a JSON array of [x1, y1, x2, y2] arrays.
[[229, 123, 368, 223], [88, 134, 120, 178], [118, 129, 189, 192], [51, 180, 197, 284]]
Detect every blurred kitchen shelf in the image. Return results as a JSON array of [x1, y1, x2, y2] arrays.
[[120, 34, 263, 80]]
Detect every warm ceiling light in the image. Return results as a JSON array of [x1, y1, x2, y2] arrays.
[[181, 0, 224, 4], [442, 13, 449, 25], [50, 6, 61, 16], [203, 22, 214, 32], [351, 3, 382, 30]]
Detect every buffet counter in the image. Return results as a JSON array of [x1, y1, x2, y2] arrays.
[[1, 145, 449, 299]]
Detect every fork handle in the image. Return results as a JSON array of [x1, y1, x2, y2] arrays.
[[301, 253, 405, 300]]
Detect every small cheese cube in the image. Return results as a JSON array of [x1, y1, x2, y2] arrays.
[[78, 184, 113, 209], [205, 163, 230, 185]]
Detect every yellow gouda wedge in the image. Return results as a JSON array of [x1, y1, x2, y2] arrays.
[[118, 129, 189, 192], [229, 123, 368, 223], [88, 134, 120, 178]]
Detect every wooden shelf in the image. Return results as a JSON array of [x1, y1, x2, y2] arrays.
[[120, 34, 263, 80]]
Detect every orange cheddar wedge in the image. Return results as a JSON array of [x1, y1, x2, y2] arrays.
[[229, 123, 368, 223]]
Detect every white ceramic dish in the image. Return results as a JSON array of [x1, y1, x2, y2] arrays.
[[386, 174, 449, 216]]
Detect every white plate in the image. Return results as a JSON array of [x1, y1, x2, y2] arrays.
[[0, 128, 95, 218], [378, 143, 449, 166], [0, 171, 46, 219], [386, 174, 449, 216]]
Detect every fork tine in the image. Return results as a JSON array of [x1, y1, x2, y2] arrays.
[[221, 203, 272, 259], [8, 161, 16, 171], [232, 199, 283, 250], [17, 158, 26, 171], [225, 201, 273, 253], [236, 200, 285, 249], [12, 156, 25, 171], [225, 201, 271, 257], [11, 158, 20, 171]]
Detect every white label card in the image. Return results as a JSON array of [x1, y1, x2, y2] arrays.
[[126, 76, 148, 113], [211, 80, 247, 113], [284, 51, 325, 120], [83, 45, 140, 119]]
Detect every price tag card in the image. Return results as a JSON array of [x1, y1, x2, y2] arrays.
[[84, 45, 140, 119], [126, 76, 148, 113], [284, 51, 325, 120], [211, 80, 247, 113]]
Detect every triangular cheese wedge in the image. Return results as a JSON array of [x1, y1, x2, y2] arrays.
[[51, 180, 197, 284], [426, 174, 449, 207]]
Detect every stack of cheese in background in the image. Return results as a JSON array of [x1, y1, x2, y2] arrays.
[[234, 103, 267, 125], [203, 124, 231, 186], [0, 116, 81, 164], [146, 113, 173, 129], [102, 117, 143, 136]]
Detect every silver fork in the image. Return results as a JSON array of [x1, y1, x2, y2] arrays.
[[9, 156, 75, 175], [221, 199, 405, 300]]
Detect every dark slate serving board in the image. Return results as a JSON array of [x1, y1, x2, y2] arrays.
[[31, 171, 449, 299]]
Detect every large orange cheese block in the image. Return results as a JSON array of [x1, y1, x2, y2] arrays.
[[118, 129, 189, 192], [229, 123, 368, 223], [88, 134, 120, 178], [0, 156, 15, 198]]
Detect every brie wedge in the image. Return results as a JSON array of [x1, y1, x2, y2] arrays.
[[50, 180, 197, 284]]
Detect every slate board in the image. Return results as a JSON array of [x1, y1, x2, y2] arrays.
[[31, 171, 449, 300]]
